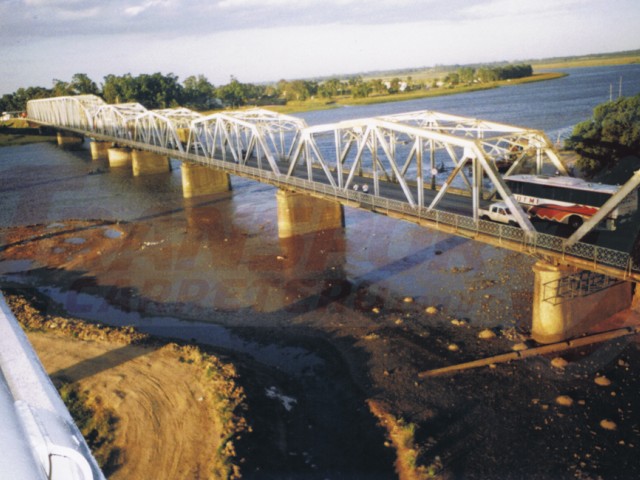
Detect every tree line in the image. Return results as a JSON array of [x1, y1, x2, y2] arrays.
[[3, 67, 636, 179], [1, 64, 535, 113], [443, 64, 533, 86]]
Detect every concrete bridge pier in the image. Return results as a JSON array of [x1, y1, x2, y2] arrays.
[[531, 260, 633, 344], [132, 150, 171, 176], [56, 131, 83, 149], [107, 147, 132, 168], [276, 189, 344, 239], [90, 140, 111, 160], [177, 128, 190, 145], [181, 163, 231, 198]]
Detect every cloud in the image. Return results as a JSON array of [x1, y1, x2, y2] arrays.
[[23, 0, 84, 5], [2, 0, 639, 95], [2, 0, 477, 41], [56, 7, 101, 20], [124, 0, 175, 17], [461, 0, 588, 18], [216, 0, 414, 9]]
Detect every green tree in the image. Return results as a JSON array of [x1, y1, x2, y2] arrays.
[[243, 82, 268, 105], [369, 79, 387, 95], [102, 74, 137, 104], [1, 86, 50, 112], [566, 94, 640, 177], [352, 81, 371, 98], [135, 72, 183, 109], [70, 73, 99, 95], [183, 75, 215, 110], [444, 72, 460, 86], [51, 75, 98, 97], [278, 79, 317, 101], [477, 68, 498, 82], [52, 79, 73, 97], [458, 67, 475, 84], [216, 78, 248, 108], [102, 72, 183, 108], [318, 78, 344, 99], [387, 78, 402, 94]]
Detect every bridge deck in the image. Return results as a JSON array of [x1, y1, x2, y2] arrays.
[[34, 125, 640, 283], [24, 95, 640, 283]]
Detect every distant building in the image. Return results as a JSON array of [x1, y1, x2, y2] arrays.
[[1, 111, 24, 120], [383, 81, 408, 92]]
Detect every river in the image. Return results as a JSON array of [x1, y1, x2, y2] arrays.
[[299, 64, 640, 140], [2, 64, 640, 478]]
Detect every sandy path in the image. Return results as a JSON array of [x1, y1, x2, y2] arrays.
[[27, 332, 224, 480]]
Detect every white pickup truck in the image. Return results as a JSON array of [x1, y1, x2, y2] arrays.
[[479, 202, 521, 226]]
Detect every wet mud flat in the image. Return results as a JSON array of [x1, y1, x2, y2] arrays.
[[2, 218, 640, 479]]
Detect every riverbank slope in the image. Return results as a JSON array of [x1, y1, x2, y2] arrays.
[[4, 290, 248, 480]]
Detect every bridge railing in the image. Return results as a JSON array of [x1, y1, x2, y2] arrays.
[[25, 97, 640, 279], [188, 148, 635, 275]]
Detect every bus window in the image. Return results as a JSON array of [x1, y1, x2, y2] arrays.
[[506, 181, 522, 194]]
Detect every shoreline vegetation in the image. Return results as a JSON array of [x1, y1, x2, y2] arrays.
[[266, 71, 567, 114], [531, 53, 640, 70], [1, 49, 638, 119], [0, 118, 56, 147], [3, 289, 249, 479], [2, 50, 638, 123], [1, 71, 566, 142]]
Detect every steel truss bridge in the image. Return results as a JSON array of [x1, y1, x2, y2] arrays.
[[26, 95, 640, 282]]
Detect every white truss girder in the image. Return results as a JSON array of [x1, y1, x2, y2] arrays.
[[187, 108, 306, 175], [286, 112, 570, 232], [26, 95, 106, 130], [92, 103, 146, 139], [27, 96, 640, 265]]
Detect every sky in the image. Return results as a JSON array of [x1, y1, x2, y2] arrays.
[[1, 0, 639, 95]]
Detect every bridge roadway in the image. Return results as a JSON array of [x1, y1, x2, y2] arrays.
[[24, 96, 640, 283], [36, 124, 640, 284]]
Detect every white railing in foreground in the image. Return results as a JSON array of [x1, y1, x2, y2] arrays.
[[0, 294, 105, 480]]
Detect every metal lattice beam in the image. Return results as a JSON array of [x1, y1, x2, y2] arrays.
[[25, 95, 640, 281]]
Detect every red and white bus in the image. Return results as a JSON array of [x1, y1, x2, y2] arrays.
[[504, 174, 638, 230]]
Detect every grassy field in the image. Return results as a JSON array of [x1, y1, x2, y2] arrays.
[[532, 54, 640, 70]]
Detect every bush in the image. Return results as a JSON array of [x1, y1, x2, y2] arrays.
[[59, 383, 120, 470], [566, 94, 640, 177]]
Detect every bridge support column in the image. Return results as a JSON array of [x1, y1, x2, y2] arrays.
[[90, 141, 111, 160], [56, 132, 83, 149], [107, 147, 132, 168], [132, 150, 171, 176], [177, 128, 190, 145], [181, 163, 230, 198], [276, 189, 344, 238], [632, 285, 640, 310], [531, 260, 633, 343]]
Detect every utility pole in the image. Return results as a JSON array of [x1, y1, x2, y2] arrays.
[[619, 76, 623, 98]]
